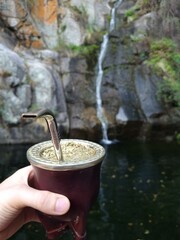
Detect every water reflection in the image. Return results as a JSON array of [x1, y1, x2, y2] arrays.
[[0, 142, 180, 239], [88, 142, 180, 240]]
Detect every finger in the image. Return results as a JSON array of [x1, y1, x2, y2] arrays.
[[18, 185, 70, 215], [0, 186, 70, 234], [1, 166, 70, 217], [1, 166, 70, 215], [0, 170, 70, 227], [0, 208, 39, 240], [0, 166, 33, 189]]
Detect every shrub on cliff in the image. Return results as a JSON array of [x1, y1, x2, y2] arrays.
[[146, 38, 180, 107]]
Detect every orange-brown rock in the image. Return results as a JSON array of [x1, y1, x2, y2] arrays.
[[15, 20, 44, 48], [31, 0, 58, 25], [0, 0, 45, 48]]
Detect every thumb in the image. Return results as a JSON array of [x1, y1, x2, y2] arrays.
[[1, 166, 71, 216], [18, 185, 70, 215], [0, 186, 70, 240]]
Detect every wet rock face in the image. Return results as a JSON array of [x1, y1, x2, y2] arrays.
[[0, 0, 110, 143], [0, 0, 110, 49], [0, 0, 179, 144], [98, 1, 180, 141], [0, 44, 27, 124], [0, 42, 99, 143], [0, 51, 69, 143]]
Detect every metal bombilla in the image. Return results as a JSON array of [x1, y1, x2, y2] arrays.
[[21, 109, 63, 162]]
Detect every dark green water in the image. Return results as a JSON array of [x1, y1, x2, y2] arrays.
[[1, 142, 180, 240]]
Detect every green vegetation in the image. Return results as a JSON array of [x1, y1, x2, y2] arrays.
[[125, 0, 180, 108], [124, 0, 159, 22], [124, 5, 140, 22], [176, 133, 180, 143], [54, 39, 100, 69], [67, 44, 99, 57], [130, 33, 146, 42], [145, 38, 180, 107], [56, 3, 103, 59]]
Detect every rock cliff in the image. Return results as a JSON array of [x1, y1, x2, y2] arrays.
[[0, 0, 179, 143]]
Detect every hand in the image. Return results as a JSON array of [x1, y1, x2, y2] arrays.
[[0, 166, 70, 240]]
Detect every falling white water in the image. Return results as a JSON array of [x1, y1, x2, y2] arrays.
[[96, 33, 110, 144], [96, 0, 123, 144]]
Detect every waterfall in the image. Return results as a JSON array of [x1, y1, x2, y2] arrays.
[[96, 0, 123, 144], [96, 33, 110, 144]]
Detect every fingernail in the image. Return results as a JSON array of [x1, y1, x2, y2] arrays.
[[55, 198, 70, 214]]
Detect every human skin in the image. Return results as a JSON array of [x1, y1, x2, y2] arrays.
[[0, 166, 70, 240]]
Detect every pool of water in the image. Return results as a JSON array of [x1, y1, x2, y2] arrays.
[[1, 142, 180, 240]]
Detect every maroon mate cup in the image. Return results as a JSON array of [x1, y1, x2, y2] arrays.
[[27, 139, 105, 240]]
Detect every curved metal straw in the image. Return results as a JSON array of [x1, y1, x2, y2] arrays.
[[21, 109, 63, 162]]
